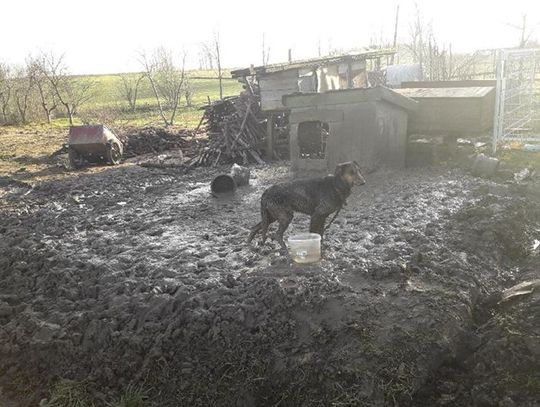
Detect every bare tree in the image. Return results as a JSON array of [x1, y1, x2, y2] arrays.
[[27, 56, 57, 123], [140, 50, 168, 125], [507, 14, 538, 48], [118, 72, 144, 112], [184, 77, 194, 108], [12, 66, 35, 124], [199, 44, 215, 70], [262, 33, 271, 66], [39, 52, 94, 125], [405, 3, 451, 81], [390, 5, 400, 65], [326, 37, 343, 57], [408, 3, 426, 78], [0, 63, 12, 124], [139, 47, 187, 126], [214, 32, 223, 100], [200, 32, 224, 99]]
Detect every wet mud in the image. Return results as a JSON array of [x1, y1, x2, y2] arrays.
[[0, 162, 539, 406]]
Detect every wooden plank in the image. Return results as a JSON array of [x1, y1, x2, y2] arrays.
[[259, 79, 298, 90], [266, 114, 274, 160], [260, 88, 298, 97], [230, 102, 251, 151], [258, 69, 299, 83], [251, 49, 396, 76], [346, 61, 353, 89]]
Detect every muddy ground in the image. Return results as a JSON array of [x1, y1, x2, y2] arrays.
[[0, 160, 539, 406]]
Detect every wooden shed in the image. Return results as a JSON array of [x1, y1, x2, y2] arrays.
[[395, 86, 496, 136], [283, 87, 417, 172], [231, 49, 396, 112]]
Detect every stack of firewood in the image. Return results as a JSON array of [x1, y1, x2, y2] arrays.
[[189, 88, 266, 167]]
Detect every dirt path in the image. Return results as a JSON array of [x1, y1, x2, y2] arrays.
[[0, 163, 538, 406]]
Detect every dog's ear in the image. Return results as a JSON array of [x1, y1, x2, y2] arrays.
[[335, 163, 345, 176]]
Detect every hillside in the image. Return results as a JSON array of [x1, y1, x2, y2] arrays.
[[78, 69, 242, 128], [0, 69, 242, 130]]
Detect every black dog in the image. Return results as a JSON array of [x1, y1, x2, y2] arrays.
[[248, 161, 366, 251]]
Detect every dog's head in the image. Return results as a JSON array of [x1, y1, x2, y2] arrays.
[[335, 161, 366, 187]]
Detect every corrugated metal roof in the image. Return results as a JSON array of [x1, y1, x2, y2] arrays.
[[231, 49, 396, 78], [395, 86, 495, 98]]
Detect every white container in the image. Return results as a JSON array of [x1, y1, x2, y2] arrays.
[[287, 233, 321, 264]]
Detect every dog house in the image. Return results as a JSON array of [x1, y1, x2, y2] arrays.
[[283, 87, 417, 172]]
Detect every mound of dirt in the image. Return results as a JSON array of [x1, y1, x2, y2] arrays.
[[415, 278, 540, 406], [0, 164, 538, 406]]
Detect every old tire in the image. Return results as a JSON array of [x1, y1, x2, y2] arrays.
[[68, 147, 84, 169], [106, 142, 122, 165]]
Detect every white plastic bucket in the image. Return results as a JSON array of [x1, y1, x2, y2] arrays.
[[287, 233, 321, 264]]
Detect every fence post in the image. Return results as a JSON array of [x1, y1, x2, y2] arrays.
[[492, 50, 504, 154]]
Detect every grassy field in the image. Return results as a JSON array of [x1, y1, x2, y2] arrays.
[[79, 69, 241, 127], [0, 69, 242, 131], [0, 124, 76, 181], [79, 69, 242, 128]]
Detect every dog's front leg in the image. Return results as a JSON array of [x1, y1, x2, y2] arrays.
[[310, 211, 331, 256], [309, 214, 327, 238]]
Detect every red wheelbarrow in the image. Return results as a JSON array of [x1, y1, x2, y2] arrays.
[[68, 125, 123, 168]]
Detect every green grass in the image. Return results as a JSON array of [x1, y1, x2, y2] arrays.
[[43, 380, 149, 407], [46, 380, 95, 407], [76, 69, 242, 129], [108, 385, 147, 407]]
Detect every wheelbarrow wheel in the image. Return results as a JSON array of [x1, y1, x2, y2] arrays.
[[106, 142, 122, 165], [68, 146, 84, 169]]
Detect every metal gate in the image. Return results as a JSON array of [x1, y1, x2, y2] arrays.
[[492, 48, 540, 152]]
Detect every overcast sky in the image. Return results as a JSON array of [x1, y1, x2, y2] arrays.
[[1, 0, 539, 74]]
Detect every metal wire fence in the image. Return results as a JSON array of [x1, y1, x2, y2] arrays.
[[492, 49, 540, 151]]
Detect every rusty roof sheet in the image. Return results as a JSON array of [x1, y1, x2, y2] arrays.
[[231, 49, 396, 78]]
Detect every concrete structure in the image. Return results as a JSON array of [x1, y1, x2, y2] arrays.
[[395, 86, 496, 136], [283, 87, 417, 172]]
